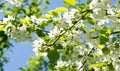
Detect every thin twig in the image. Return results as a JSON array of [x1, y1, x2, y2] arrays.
[[77, 48, 94, 71], [111, 31, 120, 34], [77, 31, 120, 71], [91, 31, 120, 39], [47, 10, 91, 46]]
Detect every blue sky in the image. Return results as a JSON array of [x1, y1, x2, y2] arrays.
[[3, 0, 64, 71], [3, 0, 117, 71]]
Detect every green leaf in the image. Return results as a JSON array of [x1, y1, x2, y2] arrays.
[[12, 6, 19, 13], [112, 37, 117, 43], [44, 0, 50, 4], [115, 42, 119, 49], [4, 11, 13, 15], [63, 0, 76, 6], [87, 17, 95, 25], [47, 10, 58, 16], [98, 44, 104, 50], [35, 14, 41, 18], [99, 27, 111, 44], [0, 26, 5, 31], [36, 29, 45, 37], [54, 43, 63, 49], [89, 62, 107, 69], [102, 47, 110, 55], [47, 50, 60, 62], [55, 7, 68, 12], [99, 36, 109, 44], [108, 63, 115, 71], [117, 33, 120, 38], [21, 18, 30, 24], [62, 55, 67, 61]]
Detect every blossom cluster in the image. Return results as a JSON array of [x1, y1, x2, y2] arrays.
[[6, 0, 24, 6], [1, 0, 120, 71]]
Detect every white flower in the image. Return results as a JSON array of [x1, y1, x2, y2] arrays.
[[90, 0, 110, 10], [97, 19, 110, 26], [97, 50, 103, 55], [48, 26, 62, 39], [4, 23, 30, 41], [87, 42, 94, 49], [89, 0, 99, 9], [94, 68, 99, 71], [56, 60, 70, 67], [32, 38, 45, 55], [31, 15, 47, 24], [3, 15, 15, 22], [32, 38, 44, 48], [19, 24, 27, 31], [6, 0, 24, 6], [75, 20, 84, 27], [75, 61, 82, 69], [31, 15, 39, 24], [33, 47, 39, 54], [62, 9, 78, 26]]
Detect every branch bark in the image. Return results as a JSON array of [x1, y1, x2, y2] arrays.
[[111, 31, 120, 34], [47, 10, 92, 46], [91, 31, 120, 39], [77, 48, 94, 71]]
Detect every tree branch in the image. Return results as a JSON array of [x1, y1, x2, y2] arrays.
[[77, 31, 120, 71], [77, 48, 94, 71], [91, 30, 120, 39], [111, 31, 120, 34], [47, 10, 91, 46]]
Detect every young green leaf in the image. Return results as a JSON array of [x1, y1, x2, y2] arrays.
[[47, 50, 60, 62], [55, 7, 68, 12], [102, 47, 110, 55], [63, 0, 76, 6]]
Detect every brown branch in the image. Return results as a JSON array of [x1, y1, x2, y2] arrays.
[[77, 31, 120, 71], [47, 10, 91, 46], [41, 30, 50, 33], [77, 48, 94, 71], [111, 31, 120, 34], [92, 31, 120, 39]]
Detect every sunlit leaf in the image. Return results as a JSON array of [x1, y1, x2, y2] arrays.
[[4, 11, 13, 15], [102, 47, 110, 55], [47, 10, 58, 16], [54, 43, 63, 49], [21, 18, 30, 24], [63, 0, 76, 6], [115, 42, 119, 49], [47, 50, 60, 62], [0, 26, 5, 31], [55, 7, 68, 12], [98, 44, 104, 50], [89, 62, 107, 69]]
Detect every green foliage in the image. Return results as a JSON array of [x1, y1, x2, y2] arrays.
[[54, 43, 63, 49], [55, 7, 68, 12], [47, 49, 60, 63], [88, 62, 108, 69], [0, 0, 120, 71], [115, 42, 119, 49], [108, 63, 115, 71], [99, 27, 111, 44], [63, 0, 76, 6], [44, 0, 50, 4], [35, 29, 45, 37], [87, 17, 95, 25], [0, 31, 12, 70], [102, 47, 110, 55]]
